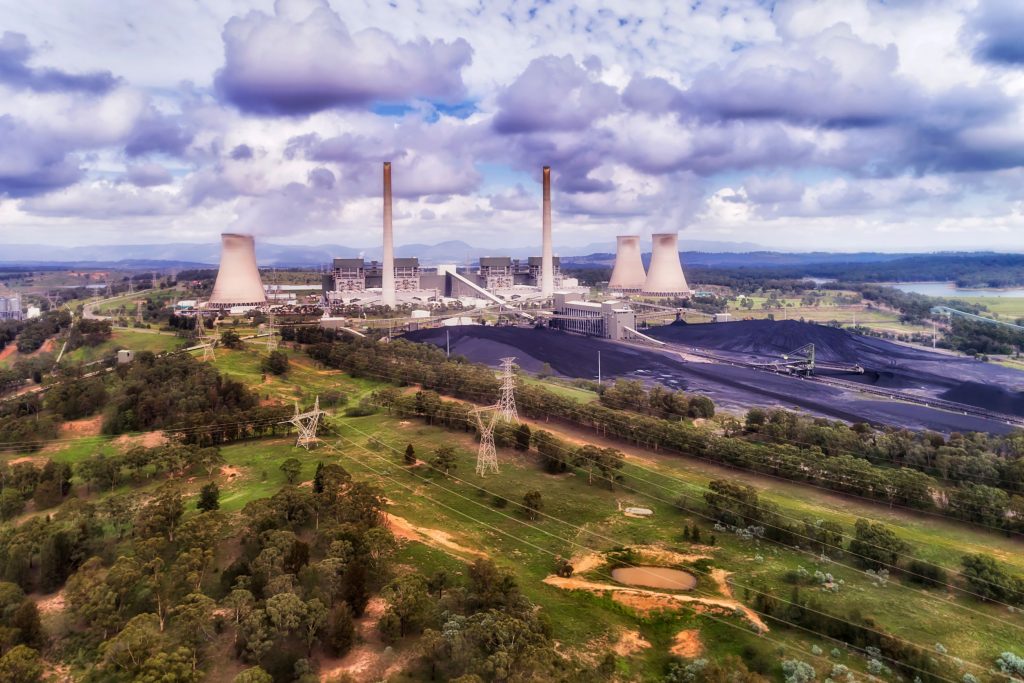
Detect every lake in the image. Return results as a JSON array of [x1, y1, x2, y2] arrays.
[[889, 282, 1024, 298]]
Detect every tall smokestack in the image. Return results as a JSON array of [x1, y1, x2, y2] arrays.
[[608, 235, 646, 291], [541, 165, 553, 297], [382, 161, 396, 308]]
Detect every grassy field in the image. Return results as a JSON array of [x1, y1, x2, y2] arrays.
[[955, 295, 1024, 321], [6, 343, 1024, 680], [62, 328, 186, 364], [727, 292, 934, 336]]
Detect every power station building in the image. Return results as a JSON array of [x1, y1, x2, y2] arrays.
[[551, 293, 635, 340], [207, 233, 267, 310], [0, 293, 23, 321], [323, 162, 581, 308]]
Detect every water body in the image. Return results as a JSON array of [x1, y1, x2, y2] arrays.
[[611, 566, 697, 590], [889, 282, 1024, 298]]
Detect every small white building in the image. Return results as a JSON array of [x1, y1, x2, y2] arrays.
[[0, 293, 23, 321], [116, 349, 135, 364]]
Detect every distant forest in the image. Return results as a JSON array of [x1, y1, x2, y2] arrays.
[[564, 252, 1024, 288]]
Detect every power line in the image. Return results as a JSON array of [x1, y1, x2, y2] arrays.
[[321, 421, 975, 682]]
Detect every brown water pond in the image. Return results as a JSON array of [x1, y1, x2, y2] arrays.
[[611, 566, 697, 590]]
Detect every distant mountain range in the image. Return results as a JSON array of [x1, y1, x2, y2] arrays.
[[0, 239, 1006, 270], [0, 238, 763, 267]]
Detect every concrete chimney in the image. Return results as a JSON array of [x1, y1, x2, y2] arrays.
[[382, 161, 396, 308], [541, 165, 554, 297], [208, 233, 267, 308], [642, 232, 690, 296], [608, 235, 646, 291]]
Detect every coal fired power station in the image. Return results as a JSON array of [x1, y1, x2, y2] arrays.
[[208, 233, 267, 309], [608, 235, 646, 292], [642, 232, 691, 296]]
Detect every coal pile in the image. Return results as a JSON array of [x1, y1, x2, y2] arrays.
[[646, 319, 930, 366], [941, 382, 1024, 416], [403, 326, 690, 388]]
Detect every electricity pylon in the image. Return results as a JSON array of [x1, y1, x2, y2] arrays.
[[288, 396, 326, 449], [136, 300, 144, 323], [196, 315, 215, 362], [266, 306, 278, 351], [471, 405, 500, 476], [496, 357, 519, 423]]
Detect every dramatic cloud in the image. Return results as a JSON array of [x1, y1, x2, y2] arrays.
[[0, 31, 117, 94], [968, 0, 1024, 64], [493, 56, 619, 134], [215, 0, 473, 115], [0, 115, 83, 198], [4, 0, 1024, 251]]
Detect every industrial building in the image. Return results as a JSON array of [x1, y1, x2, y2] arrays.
[[551, 293, 635, 340], [323, 162, 582, 309], [608, 235, 646, 292], [0, 293, 23, 321], [642, 232, 691, 296], [208, 233, 267, 310]]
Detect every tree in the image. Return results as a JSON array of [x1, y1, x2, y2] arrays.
[[280, 458, 302, 485], [961, 553, 1023, 604], [11, 600, 45, 650], [326, 602, 356, 657], [302, 598, 328, 655], [262, 350, 289, 376], [523, 490, 542, 521], [265, 591, 306, 637], [135, 484, 185, 542], [313, 462, 325, 493], [233, 667, 274, 683], [136, 647, 202, 683], [514, 423, 531, 451], [404, 443, 416, 466], [432, 445, 457, 476], [220, 330, 243, 349], [848, 518, 909, 571], [0, 645, 43, 683], [100, 613, 165, 677], [380, 574, 434, 642], [197, 482, 220, 512]]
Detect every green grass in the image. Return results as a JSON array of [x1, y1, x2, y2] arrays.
[[62, 328, 185, 364], [519, 375, 597, 403], [954, 296, 1024, 321], [11, 352, 1024, 680]]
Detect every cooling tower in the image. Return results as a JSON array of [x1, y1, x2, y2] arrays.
[[208, 233, 267, 307], [642, 232, 690, 296], [540, 166, 553, 297], [382, 161, 396, 308], [608, 235, 646, 291]]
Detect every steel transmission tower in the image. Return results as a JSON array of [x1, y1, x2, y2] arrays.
[[496, 357, 519, 423], [196, 315, 216, 362], [266, 306, 278, 351], [288, 396, 326, 449], [471, 406, 500, 476]]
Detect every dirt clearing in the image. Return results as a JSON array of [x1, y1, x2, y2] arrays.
[[386, 512, 487, 559], [670, 629, 703, 658]]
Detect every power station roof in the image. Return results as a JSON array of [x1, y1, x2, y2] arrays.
[[527, 256, 560, 266], [394, 257, 419, 267], [479, 256, 512, 267], [333, 258, 364, 268]]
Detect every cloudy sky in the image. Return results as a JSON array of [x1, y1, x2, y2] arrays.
[[1, 0, 1024, 252]]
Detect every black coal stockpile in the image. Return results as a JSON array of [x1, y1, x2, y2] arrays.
[[941, 382, 1024, 416], [403, 325, 690, 386], [646, 319, 930, 366]]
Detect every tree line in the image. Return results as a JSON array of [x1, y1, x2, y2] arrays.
[[300, 332, 1024, 532]]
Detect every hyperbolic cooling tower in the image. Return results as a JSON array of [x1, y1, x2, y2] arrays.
[[208, 233, 267, 307], [642, 232, 690, 296], [608, 235, 646, 291], [381, 161, 396, 308], [540, 166, 554, 297]]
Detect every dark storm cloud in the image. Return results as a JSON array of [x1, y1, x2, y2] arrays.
[[0, 31, 118, 94], [492, 55, 619, 134], [968, 0, 1024, 65], [0, 115, 82, 198], [124, 110, 194, 157], [214, 0, 472, 115], [230, 144, 253, 160], [622, 76, 681, 114]]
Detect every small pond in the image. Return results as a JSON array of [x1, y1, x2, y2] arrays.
[[611, 566, 697, 590]]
